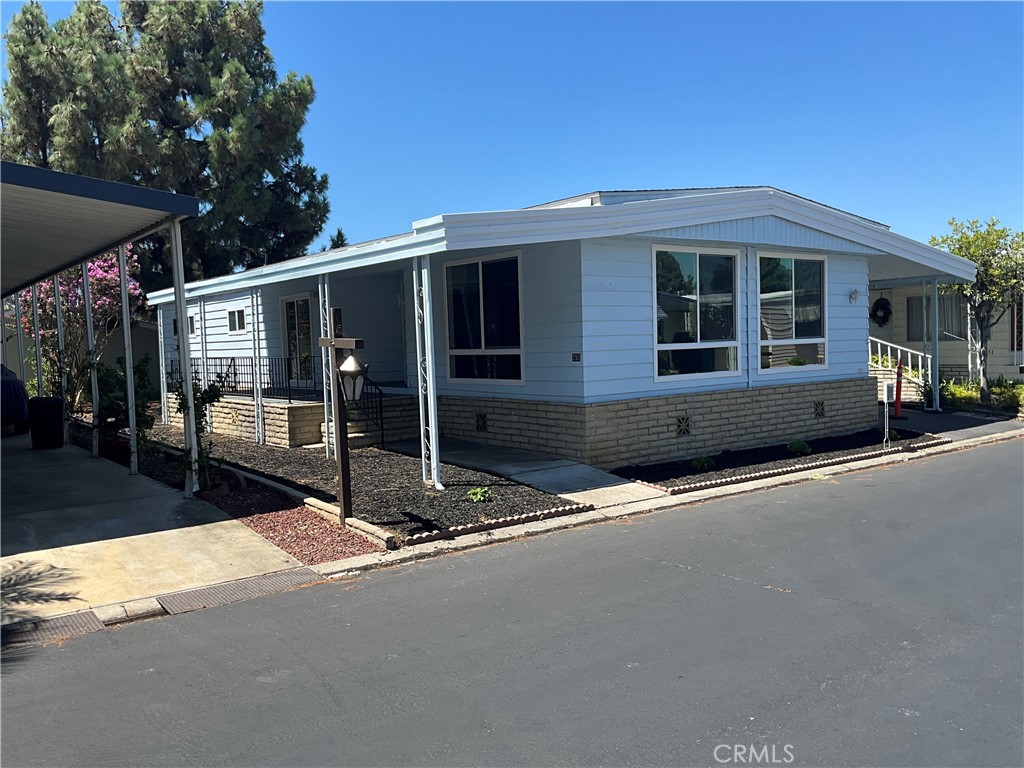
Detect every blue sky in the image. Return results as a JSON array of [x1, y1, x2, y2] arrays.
[[3, 1, 1022, 247]]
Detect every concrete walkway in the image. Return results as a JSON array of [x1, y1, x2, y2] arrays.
[[1, 434, 300, 619], [391, 438, 667, 507]]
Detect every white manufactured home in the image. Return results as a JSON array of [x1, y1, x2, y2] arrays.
[[147, 187, 977, 475]]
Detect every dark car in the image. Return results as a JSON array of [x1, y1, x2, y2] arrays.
[[1, 364, 31, 434]]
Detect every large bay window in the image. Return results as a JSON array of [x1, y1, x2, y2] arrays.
[[446, 254, 522, 381], [654, 248, 739, 376], [759, 254, 825, 369]]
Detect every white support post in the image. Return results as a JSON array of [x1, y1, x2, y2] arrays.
[[81, 263, 101, 458], [31, 285, 42, 396], [250, 288, 264, 444], [420, 254, 443, 490], [14, 292, 26, 381], [411, 256, 429, 483], [54, 274, 68, 441], [930, 278, 941, 412], [157, 307, 169, 424], [169, 221, 199, 496], [318, 275, 332, 459], [118, 246, 139, 473]]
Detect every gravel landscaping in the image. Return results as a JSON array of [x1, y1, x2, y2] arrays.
[[147, 424, 564, 537], [612, 427, 940, 489]]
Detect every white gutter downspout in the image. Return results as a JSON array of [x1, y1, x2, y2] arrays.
[[170, 220, 199, 496], [81, 262, 101, 458], [14, 292, 26, 381], [930, 277, 941, 412], [250, 287, 265, 444], [118, 245, 139, 474], [54, 274, 68, 442], [31, 285, 43, 396]]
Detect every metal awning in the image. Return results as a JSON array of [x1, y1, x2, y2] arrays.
[[1, 162, 199, 298]]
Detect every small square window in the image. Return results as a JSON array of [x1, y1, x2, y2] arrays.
[[228, 309, 246, 333], [171, 318, 178, 337], [187, 315, 197, 336]]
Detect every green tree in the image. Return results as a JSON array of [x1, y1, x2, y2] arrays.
[[930, 218, 1024, 405], [328, 227, 349, 249], [2, 0, 330, 290]]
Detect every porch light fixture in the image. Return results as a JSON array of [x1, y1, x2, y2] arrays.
[[849, 289, 860, 304], [338, 353, 368, 403]]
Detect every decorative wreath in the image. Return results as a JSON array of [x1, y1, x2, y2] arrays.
[[870, 297, 892, 328]]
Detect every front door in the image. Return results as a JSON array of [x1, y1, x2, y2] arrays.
[[283, 297, 314, 383]]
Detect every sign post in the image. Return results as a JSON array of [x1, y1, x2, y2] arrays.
[[318, 330, 364, 523]]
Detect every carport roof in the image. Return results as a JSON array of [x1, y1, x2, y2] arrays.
[[1, 162, 199, 298]]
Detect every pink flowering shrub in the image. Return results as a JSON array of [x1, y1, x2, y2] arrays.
[[14, 244, 145, 408]]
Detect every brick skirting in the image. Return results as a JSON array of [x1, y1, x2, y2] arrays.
[[439, 377, 879, 469]]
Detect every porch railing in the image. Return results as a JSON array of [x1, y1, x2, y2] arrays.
[[165, 353, 386, 444], [868, 337, 932, 382]]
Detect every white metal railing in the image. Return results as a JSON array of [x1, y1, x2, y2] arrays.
[[868, 337, 932, 382]]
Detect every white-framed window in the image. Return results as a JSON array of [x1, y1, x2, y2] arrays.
[[445, 252, 523, 382], [187, 314, 198, 336], [758, 252, 826, 370], [227, 308, 246, 334], [654, 246, 740, 378], [906, 294, 966, 342]]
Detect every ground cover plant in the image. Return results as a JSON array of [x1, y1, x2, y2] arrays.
[[613, 427, 934, 489], [937, 377, 1024, 415]]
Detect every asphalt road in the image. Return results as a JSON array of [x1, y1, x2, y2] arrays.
[[2, 440, 1022, 768]]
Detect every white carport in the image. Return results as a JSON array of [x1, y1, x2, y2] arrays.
[[1, 162, 203, 496]]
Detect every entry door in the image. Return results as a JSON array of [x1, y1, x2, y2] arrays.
[[283, 297, 314, 383]]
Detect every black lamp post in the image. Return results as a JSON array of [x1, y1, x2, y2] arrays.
[[319, 329, 365, 524]]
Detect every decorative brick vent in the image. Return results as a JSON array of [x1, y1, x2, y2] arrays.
[[676, 415, 691, 436], [814, 401, 826, 419], [475, 413, 488, 432]]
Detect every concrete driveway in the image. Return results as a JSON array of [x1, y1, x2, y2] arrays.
[[1, 435, 300, 618]]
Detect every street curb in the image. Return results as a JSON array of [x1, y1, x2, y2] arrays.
[[44, 427, 1023, 635]]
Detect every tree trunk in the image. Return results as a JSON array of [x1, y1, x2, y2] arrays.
[[977, 315, 992, 406]]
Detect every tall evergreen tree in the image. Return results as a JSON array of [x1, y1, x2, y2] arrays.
[[2, 0, 330, 290]]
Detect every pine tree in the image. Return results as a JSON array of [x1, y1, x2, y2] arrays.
[[2, 0, 331, 291]]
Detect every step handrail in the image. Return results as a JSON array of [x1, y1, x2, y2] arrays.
[[868, 337, 931, 382]]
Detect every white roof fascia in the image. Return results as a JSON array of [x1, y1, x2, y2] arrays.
[[148, 227, 446, 305], [436, 188, 975, 282], [765, 194, 975, 281], [435, 189, 775, 249]]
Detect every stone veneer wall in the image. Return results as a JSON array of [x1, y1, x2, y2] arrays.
[[439, 377, 879, 469], [168, 398, 324, 448], [869, 369, 925, 404]]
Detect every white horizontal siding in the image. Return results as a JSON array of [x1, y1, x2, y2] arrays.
[[328, 271, 406, 384], [634, 215, 885, 255], [432, 239, 584, 402], [579, 238, 871, 402]]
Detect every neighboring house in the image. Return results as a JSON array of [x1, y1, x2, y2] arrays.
[[867, 285, 1024, 382], [147, 187, 976, 470]]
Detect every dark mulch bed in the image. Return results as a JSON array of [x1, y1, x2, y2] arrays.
[[147, 425, 564, 537], [67, 422, 383, 565], [613, 428, 937, 489]]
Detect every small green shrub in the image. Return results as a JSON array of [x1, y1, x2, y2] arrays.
[[692, 456, 716, 472], [787, 357, 807, 367], [787, 440, 812, 456], [467, 486, 492, 503]]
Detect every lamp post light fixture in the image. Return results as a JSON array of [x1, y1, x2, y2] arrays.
[[318, 326, 365, 524]]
